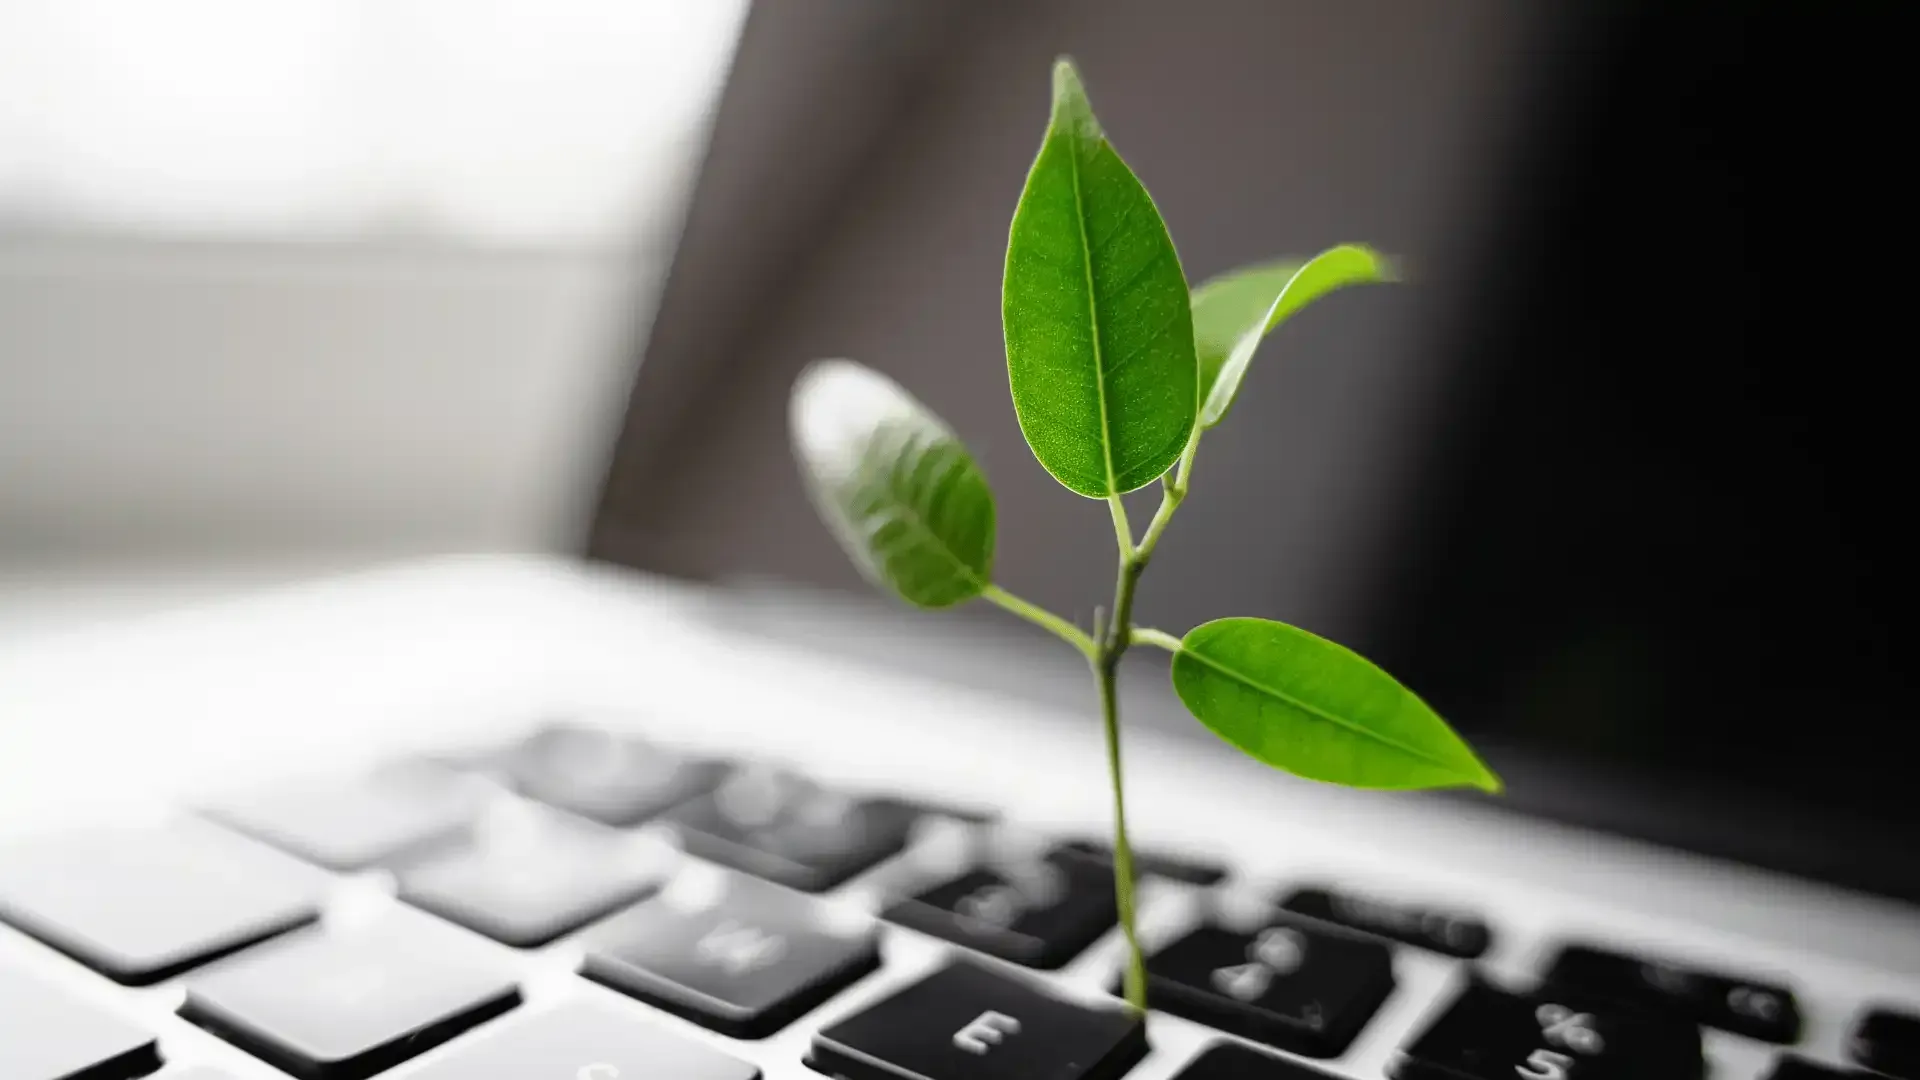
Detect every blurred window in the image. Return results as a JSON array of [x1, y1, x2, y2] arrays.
[[0, 0, 748, 249]]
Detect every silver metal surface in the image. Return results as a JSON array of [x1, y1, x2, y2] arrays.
[[2, 556, 1915, 1078]]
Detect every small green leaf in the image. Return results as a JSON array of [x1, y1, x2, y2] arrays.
[[789, 359, 996, 609], [1003, 58, 1197, 497], [1169, 616, 1500, 792], [1191, 244, 1395, 427]]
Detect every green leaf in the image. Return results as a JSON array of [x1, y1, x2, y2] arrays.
[[1003, 58, 1197, 497], [789, 359, 995, 609], [1191, 244, 1395, 428], [1169, 617, 1500, 792]]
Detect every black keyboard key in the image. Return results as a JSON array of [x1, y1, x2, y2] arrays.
[[1393, 976, 1704, 1080], [808, 959, 1147, 1079], [205, 764, 490, 870], [584, 868, 879, 1038], [1545, 943, 1801, 1043], [179, 912, 520, 1079], [404, 999, 759, 1079], [0, 966, 161, 1080], [0, 822, 321, 984], [398, 804, 671, 947], [1852, 1006, 1920, 1078], [885, 848, 1115, 968], [1142, 917, 1393, 1058], [665, 767, 918, 892], [500, 724, 727, 826], [1766, 1055, 1868, 1079], [1058, 839, 1230, 886], [1175, 1041, 1341, 1077], [1280, 885, 1490, 959]]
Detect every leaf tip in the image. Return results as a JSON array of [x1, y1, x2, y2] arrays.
[[1439, 713, 1502, 794], [1308, 243, 1400, 289], [1467, 759, 1504, 795], [1344, 243, 1401, 284], [789, 356, 846, 406], [1049, 56, 1099, 139], [1050, 55, 1082, 96]]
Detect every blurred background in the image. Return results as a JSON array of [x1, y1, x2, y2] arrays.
[[2, 0, 1542, 613], [0, 0, 747, 594], [1, 0, 1910, 897]]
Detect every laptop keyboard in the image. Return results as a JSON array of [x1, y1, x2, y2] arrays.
[[0, 965, 163, 1079], [1541, 944, 1802, 1044], [1140, 918, 1396, 1059], [1, 723, 1915, 1080], [176, 913, 522, 1080], [581, 870, 881, 1039], [883, 846, 1120, 969], [1394, 976, 1704, 1080]]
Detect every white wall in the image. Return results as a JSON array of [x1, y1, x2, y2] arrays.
[[0, 0, 745, 568], [0, 237, 647, 559]]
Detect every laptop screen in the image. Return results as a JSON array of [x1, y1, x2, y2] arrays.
[[1362, 4, 1912, 894], [588, 3, 1914, 899]]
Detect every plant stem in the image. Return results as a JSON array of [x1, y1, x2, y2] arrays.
[[1095, 640, 1147, 1011], [1137, 481, 1184, 556], [982, 584, 1096, 659], [1173, 418, 1203, 494], [1129, 626, 1183, 652], [1098, 491, 1162, 1012], [1107, 492, 1137, 560], [1140, 433, 1198, 558], [1080, 476, 1195, 1012]]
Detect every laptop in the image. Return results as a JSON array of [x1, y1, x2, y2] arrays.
[[1, 2, 1911, 1079]]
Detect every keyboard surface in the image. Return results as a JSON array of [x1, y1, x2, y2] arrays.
[[3, 718, 1915, 1080], [1, 558, 1917, 1079]]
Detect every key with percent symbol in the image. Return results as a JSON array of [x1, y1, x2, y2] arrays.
[[1544, 943, 1802, 1044], [1393, 976, 1704, 1080]]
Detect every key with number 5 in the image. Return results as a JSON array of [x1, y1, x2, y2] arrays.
[[1392, 976, 1703, 1080]]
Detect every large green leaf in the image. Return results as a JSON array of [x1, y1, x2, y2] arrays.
[[1169, 617, 1500, 791], [1003, 58, 1197, 497], [1191, 244, 1395, 427], [789, 359, 995, 609]]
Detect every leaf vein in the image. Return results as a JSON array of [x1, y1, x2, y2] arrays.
[[1066, 134, 1118, 495], [1088, 197, 1143, 256], [868, 476, 985, 591], [1177, 644, 1463, 774], [1102, 247, 1171, 307], [1102, 304, 1182, 382]]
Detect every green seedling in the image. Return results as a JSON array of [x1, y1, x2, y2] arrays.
[[790, 58, 1499, 1012]]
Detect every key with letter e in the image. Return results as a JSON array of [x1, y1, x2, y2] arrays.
[[954, 1010, 1021, 1053], [810, 960, 1144, 1079]]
